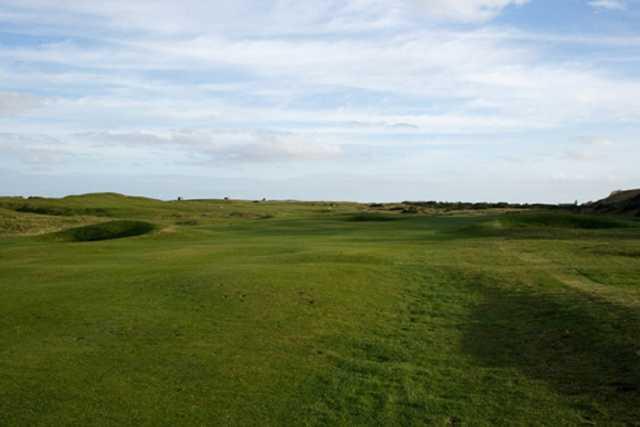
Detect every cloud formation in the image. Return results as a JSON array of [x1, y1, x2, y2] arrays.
[[0, 133, 70, 168], [0, 92, 41, 116], [415, 0, 529, 22], [0, 0, 639, 201], [78, 129, 343, 162], [0, 0, 528, 36], [589, 0, 626, 10]]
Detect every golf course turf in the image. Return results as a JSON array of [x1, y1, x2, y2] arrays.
[[1, 193, 639, 425]]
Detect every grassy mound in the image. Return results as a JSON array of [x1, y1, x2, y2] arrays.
[[0, 193, 165, 219], [58, 220, 155, 242], [0, 207, 102, 237], [457, 211, 636, 239], [14, 204, 109, 217], [504, 212, 632, 229], [582, 189, 640, 216]]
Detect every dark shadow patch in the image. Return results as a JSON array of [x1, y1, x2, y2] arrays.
[[446, 212, 640, 242], [462, 280, 640, 424], [503, 212, 634, 230], [56, 220, 155, 242], [347, 213, 401, 222], [175, 219, 199, 226], [590, 247, 640, 259]]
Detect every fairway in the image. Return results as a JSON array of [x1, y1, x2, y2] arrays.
[[1, 194, 639, 425]]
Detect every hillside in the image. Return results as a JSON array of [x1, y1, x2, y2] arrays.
[[583, 189, 640, 216], [0, 192, 361, 236]]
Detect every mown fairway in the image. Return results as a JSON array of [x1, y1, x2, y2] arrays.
[[1, 194, 639, 426]]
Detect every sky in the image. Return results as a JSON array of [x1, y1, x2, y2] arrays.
[[1, 0, 639, 203]]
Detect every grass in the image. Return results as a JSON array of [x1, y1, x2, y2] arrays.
[[0, 207, 104, 237], [501, 211, 635, 229], [0, 193, 639, 425]]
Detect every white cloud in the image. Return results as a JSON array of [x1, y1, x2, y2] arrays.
[[575, 136, 615, 146], [76, 129, 343, 162], [3, 1, 638, 134], [562, 135, 624, 163], [589, 0, 626, 10], [0, 0, 525, 38], [414, 0, 529, 22], [5, 29, 640, 132], [0, 133, 71, 168], [0, 1, 387, 35], [0, 92, 41, 116]]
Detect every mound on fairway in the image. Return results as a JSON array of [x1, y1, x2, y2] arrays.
[[58, 220, 155, 242], [460, 211, 633, 239], [503, 212, 631, 229]]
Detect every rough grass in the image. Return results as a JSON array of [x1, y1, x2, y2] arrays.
[[1, 194, 639, 425], [0, 207, 104, 237]]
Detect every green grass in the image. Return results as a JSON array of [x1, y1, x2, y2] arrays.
[[501, 211, 635, 229], [1, 193, 639, 425]]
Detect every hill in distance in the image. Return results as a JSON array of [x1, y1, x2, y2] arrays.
[[583, 189, 640, 216]]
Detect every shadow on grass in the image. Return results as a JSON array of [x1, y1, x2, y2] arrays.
[[346, 212, 403, 222], [441, 214, 640, 242], [55, 220, 156, 242], [462, 281, 640, 424]]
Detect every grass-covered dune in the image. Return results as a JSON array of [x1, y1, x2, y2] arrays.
[[1, 193, 639, 425]]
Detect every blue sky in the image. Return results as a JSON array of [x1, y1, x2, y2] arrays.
[[1, 0, 639, 202]]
